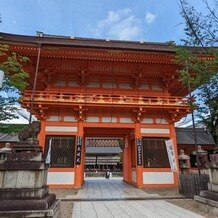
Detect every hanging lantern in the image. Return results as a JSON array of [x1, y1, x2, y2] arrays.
[[0, 70, 4, 88]]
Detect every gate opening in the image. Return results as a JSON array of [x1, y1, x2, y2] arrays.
[[82, 127, 134, 183], [85, 137, 123, 178]]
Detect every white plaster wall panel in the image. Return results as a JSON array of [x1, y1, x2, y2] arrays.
[[87, 82, 100, 88], [68, 81, 79, 87], [143, 172, 174, 184], [45, 126, 78, 132], [46, 116, 60, 121], [54, 81, 65, 87], [47, 172, 74, 185], [64, 116, 77, 122], [141, 118, 153, 124], [86, 117, 99, 122], [139, 84, 149, 90], [103, 83, 115, 88], [120, 118, 133, 123], [132, 170, 136, 183], [156, 119, 168, 124], [151, 85, 162, 90], [102, 117, 117, 123], [119, 84, 131, 89], [140, 128, 170, 134]]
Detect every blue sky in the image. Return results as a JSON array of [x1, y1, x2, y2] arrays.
[[0, 0, 210, 124], [0, 0, 208, 43]]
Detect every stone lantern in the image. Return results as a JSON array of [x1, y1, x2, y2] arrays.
[[194, 148, 218, 216], [0, 121, 60, 217], [197, 145, 208, 168], [178, 149, 190, 175]]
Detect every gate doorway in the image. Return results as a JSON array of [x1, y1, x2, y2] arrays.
[[82, 127, 134, 185], [84, 137, 123, 178]]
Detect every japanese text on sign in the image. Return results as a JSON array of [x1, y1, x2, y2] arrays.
[[76, 136, 82, 165], [165, 139, 177, 172], [136, 138, 142, 166]]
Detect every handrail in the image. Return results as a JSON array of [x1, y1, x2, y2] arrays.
[[21, 90, 189, 107]]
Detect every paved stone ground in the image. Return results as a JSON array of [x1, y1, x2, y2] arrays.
[[68, 177, 158, 200], [71, 178, 204, 218]]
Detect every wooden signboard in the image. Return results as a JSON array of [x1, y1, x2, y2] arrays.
[[136, 138, 142, 166], [76, 136, 82, 165]]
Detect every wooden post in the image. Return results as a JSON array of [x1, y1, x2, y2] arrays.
[[123, 134, 132, 183], [135, 122, 143, 188], [38, 120, 46, 151], [170, 124, 179, 187]]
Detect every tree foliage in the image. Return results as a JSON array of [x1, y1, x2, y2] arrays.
[[179, 0, 218, 47], [0, 44, 29, 133], [177, 0, 218, 144], [0, 124, 28, 134]]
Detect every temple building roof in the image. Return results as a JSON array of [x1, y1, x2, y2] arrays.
[[176, 128, 215, 145], [0, 32, 175, 53], [86, 146, 122, 155]]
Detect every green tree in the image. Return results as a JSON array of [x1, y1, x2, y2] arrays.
[[0, 44, 29, 133], [177, 0, 218, 144], [179, 0, 217, 47]]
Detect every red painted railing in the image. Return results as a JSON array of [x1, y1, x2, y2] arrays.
[[21, 91, 189, 108]]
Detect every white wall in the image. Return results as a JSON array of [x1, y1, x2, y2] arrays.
[[143, 172, 174, 184], [47, 172, 75, 185], [140, 128, 170, 134], [45, 126, 77, 132]]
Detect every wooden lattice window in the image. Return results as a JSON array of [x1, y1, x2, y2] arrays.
[[45, 135, 75, 168], [142, 137, 170, 168]]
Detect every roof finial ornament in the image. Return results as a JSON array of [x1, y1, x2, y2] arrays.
[[36, 31, 44, 37]]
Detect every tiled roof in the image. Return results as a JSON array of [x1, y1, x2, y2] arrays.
[[0, 32, 175, 53], [86, 146, 122, 155], [176, 128, 215, 145], [0, 134, 19, 142]]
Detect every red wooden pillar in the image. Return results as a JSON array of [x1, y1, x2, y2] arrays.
[[123, 135, 131, 183], [127, 135, 132, 183], [74, 121, 84, 188], [170, 124, 179, 187], [38, 120, 46, 151], [135, 122, 143, 188]]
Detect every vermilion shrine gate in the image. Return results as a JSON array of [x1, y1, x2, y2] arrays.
[[0, 32, 190, 188]]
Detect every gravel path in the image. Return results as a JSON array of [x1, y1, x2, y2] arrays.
[[143, 187, 216, 218], [167, 199, 217, 218], [50, 188, 78, 218]]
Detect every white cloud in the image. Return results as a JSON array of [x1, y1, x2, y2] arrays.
[[145, 12, 157, 24], [93, 8, 141, 40]]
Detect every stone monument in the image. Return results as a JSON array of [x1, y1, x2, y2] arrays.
[[194, 149, 218, 216], [0, 121, 60, 217]]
